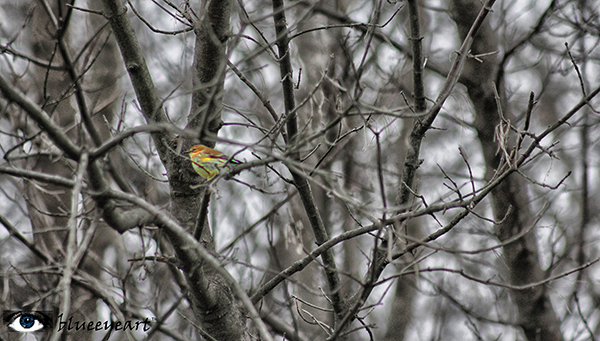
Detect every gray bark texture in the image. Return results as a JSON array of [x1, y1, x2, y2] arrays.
[[450, 1, 563, 340]]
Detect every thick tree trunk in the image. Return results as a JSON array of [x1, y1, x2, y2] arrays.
[[450, 1, 563, 340]]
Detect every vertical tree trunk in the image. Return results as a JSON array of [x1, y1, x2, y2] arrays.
[[15, 1, 123, 339], [450, 1, 563, 340]]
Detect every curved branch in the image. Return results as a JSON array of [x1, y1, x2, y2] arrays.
[[103, 189, 274, 341], [0, 75, 81, 159], [89, 123, 194, 160]]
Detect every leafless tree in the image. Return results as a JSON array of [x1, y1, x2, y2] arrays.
[[1, 0, 599, 340]]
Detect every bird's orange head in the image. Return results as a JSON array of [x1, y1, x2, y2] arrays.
[[188, 144, 213, 157]]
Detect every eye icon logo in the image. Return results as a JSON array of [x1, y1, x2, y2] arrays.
[[3, 311, 53, 333]]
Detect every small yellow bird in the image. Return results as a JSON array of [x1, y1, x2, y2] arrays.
[[188, 144, 242, 180]]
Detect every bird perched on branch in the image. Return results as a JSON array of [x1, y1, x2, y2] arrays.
[[188, 144, 242, 180]]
